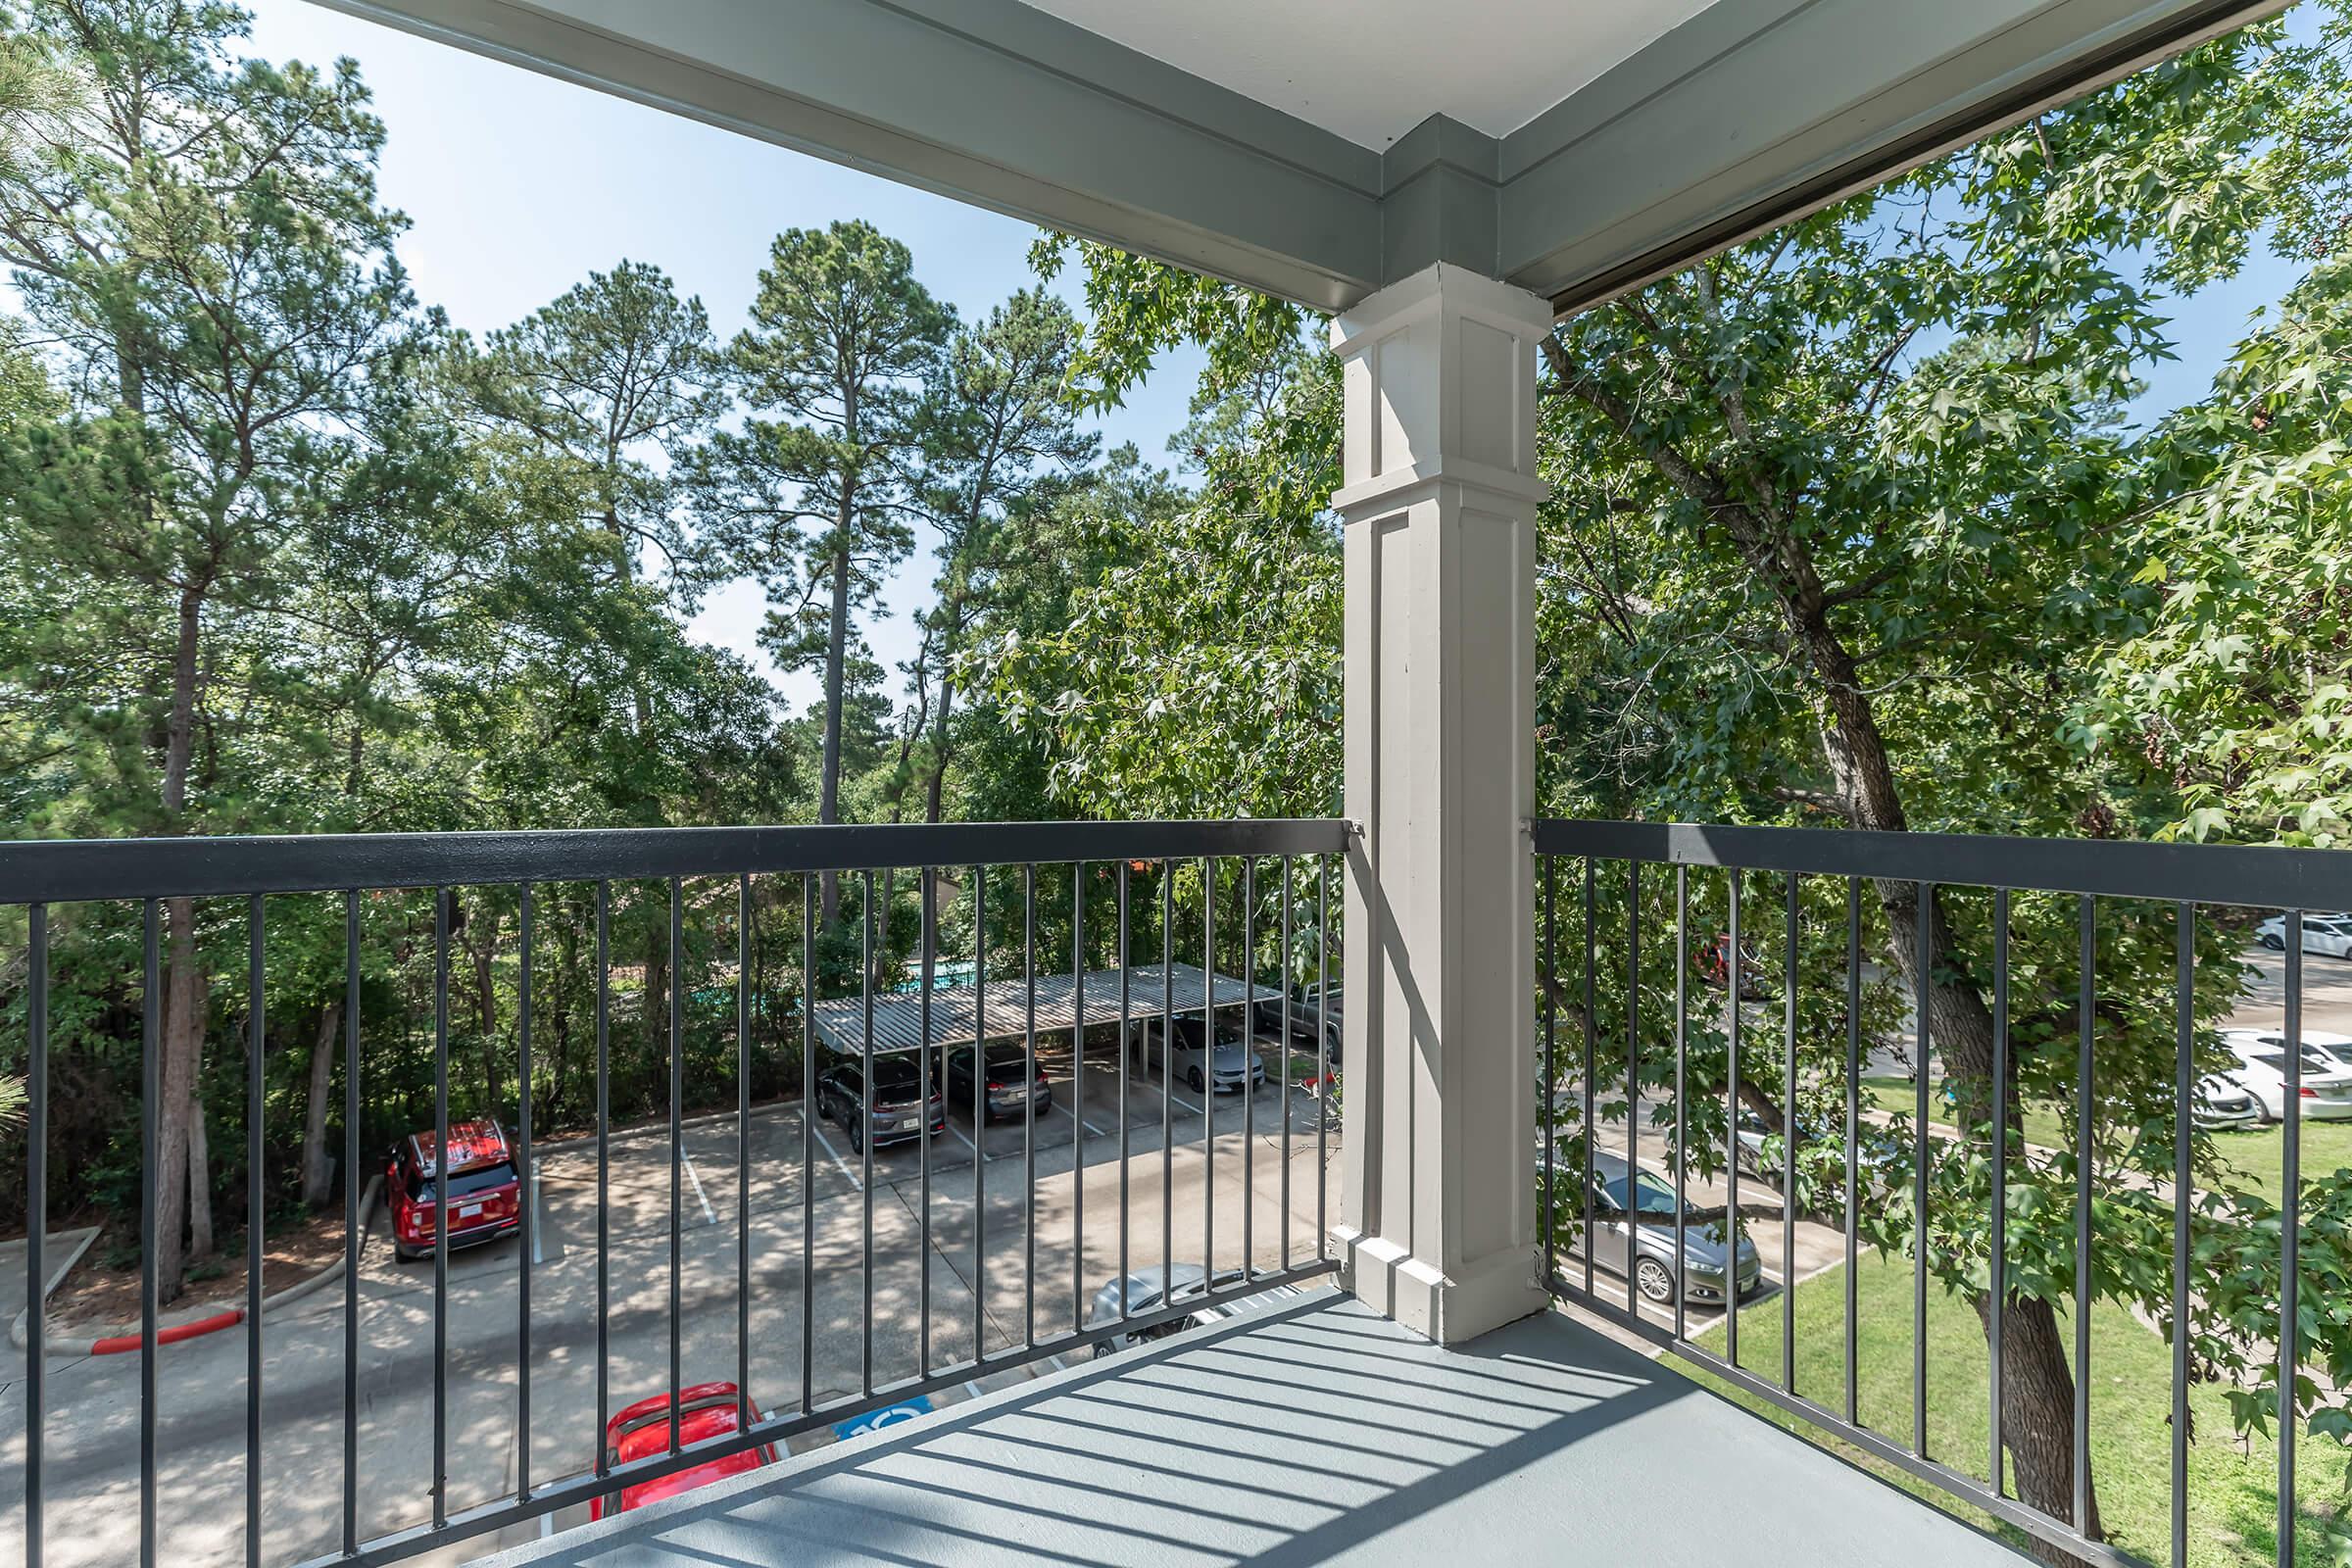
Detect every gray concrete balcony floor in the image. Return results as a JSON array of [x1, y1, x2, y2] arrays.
[[470, 1288, 2026, 1568]]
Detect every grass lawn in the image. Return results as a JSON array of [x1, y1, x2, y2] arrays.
[[1859, 1076, 2352, 1197], [1673, 1251, 2352, 1565]]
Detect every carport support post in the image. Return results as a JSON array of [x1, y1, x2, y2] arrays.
[[1331, 263, 1549, 1345]]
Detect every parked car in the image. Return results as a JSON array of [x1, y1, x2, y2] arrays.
[[2256, 913, 2352, 956], [2192, 1072, 2263, 1132], [816, 1054, 946, 1152], [1255, 980, 1343, 1061], [1568, 1151, 1763, 1305], [1696, 934, 1771, 1000], [1085, 1263, 1250, 1356], [589, 1382, 779, 1520], [1733, 1107, 1899, 1187], [1130, 1014, 1265, 1094], [944, 1041, 1053, 1122], [2219, 1029, 2352, 1121], [384, 1119, 521, 1263], [2230, 1027, 2352, 1075]]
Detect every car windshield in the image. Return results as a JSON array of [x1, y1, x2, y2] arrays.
[[1598, 1170, 1678, 1215], [982, 1045, 1032, 1073], [413, 1158, 514, 1205]]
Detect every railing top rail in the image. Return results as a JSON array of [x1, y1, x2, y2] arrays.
[[0, 817, 1350, 905], [1532, 817, 2352, 909]]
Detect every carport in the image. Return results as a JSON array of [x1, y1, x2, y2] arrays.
[[808, 961, 1283, 1056]]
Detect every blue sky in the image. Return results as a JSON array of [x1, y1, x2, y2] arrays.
[[242, 1, 2300, 717], [241, 0, 1206, 717]]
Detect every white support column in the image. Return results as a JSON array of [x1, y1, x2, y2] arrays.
[[1331, 263, 1549, 1346]]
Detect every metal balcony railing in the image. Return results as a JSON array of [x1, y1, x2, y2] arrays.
[[1, 818, 1347, 1568], [1531, 818, 2352, 1568]]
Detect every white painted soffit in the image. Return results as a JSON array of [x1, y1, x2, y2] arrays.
[[1014, 0, 1720, 150]]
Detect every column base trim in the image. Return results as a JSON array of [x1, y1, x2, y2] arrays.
[[1332, 1228, 1547, 1346]]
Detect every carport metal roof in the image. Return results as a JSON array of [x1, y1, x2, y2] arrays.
[[809, 961, 1281, 1056]]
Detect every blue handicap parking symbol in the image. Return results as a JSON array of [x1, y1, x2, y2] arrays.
[[832, 1396, 933, 1441]]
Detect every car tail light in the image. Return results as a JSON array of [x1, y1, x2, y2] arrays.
[[2303, 1086, 2321, 1098], [985, 1080, 1005, 1092]]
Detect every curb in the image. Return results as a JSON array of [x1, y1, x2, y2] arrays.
[[15, 1175, 381, 1357]]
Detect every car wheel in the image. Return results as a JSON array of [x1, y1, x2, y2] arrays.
[[1188, 1067, 1205, 1093], [393, 1242, 418, 1264], [1092, 1341, 1114, 1360], [2262, 934, 2286, 951], [847, 1120, 864, 1154], [1634, 1256, 1677, 1305]]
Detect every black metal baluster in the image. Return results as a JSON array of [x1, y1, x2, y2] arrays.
[[736, 873, 751, 1432], [1280, 858, 1293, 1271], [1202, 858, 1215, 1276], [1161, 863, 1176, 1282], [141, 898, 157, 1568], [1241, 856, 1254, 1279], [1117, 862, 1131, 1312], [1629, 862, 1642, 1317], [342, 889, 360, 1556], [1990, 888, 2009, 1496], [246, 895, 265, 1568], [1913, 879, 1932, 1457], [1316, 857, 1330, 1258], [2073, 895, 2092, 1535], [24, 904, 43, 1568], [800, 876, 815, 1416], [1544, 857, 1556, 1286], [1675, 866, 1689, 1345], [667, 877, 684, 1455], [1071, 861, 1086, 1333], [1024, 865, 1038, 1348], [861, 870, 876, 1396], [432, 889, 451, 1528], [1727, 871, 1741, 1367], [2281, 911, 2303, 1567], [920, 867, 935, 1378], [517, 884, 534, 1499], [1844, 879, 1861, 1429], [594, 883, 611, 1477], [1782, 871, 1796, 1391], [2172, 901, 2193, 1568], [1582, 858, 1596, 1298], [973, 867, 988, 1367]]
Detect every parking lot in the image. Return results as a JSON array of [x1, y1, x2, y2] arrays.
[[0, 1033, 1339, 1568]]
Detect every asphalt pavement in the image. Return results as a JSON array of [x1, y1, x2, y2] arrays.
[[0, 1036, 1337, 1568]]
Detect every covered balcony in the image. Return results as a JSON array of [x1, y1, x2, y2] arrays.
[[3, 2, 2334, 1567]]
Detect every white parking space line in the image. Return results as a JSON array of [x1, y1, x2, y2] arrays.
[[1055, 1101, 1108, 1141], [1158, 1079, 1204, 1118], [945, 1121, 986, 1161], [680, 1146, 717, 1226], [530, 1164, 544, 1265], [810, 1118, 863, 1193]]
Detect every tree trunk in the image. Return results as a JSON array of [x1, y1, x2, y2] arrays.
[[818, 532, 852, 926], [1982, 1291, 2104, 1552], [300, 1002, 340, 1207], [153, 579, 209, 1301], [185, 1086, 213, 1262], [1547, 349, 2101, 1559]]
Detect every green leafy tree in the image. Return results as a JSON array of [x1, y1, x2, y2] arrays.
[[0, 0, 417, 1297], [691, 220, 950, 925]]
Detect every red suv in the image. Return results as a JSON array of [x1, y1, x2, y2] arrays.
[[385, 1119, 522, 1262], [589, 1383, 779, 1519]]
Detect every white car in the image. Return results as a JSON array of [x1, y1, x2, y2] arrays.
[[2255, 913, 2352, 957], [2218, 1029, 2352, 1121], [2192, 1073, 2263, 1132], [2227, 1028, 2352, 1075]]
